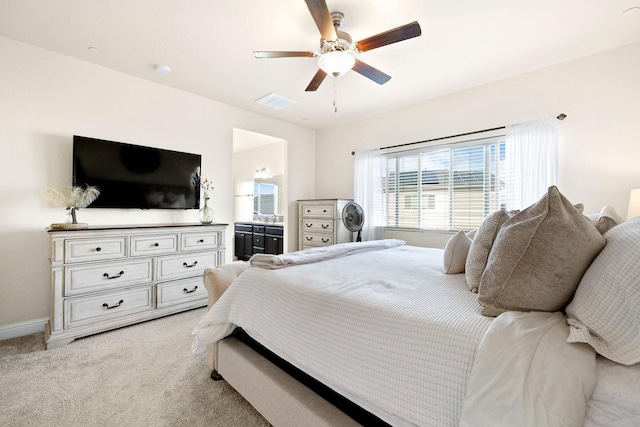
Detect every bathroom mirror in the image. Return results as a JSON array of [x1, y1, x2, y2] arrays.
[[254, 175, 284, 216]]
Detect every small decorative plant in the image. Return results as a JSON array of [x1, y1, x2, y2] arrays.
[[193, 173, 214, 223], [46, 185, 100, 224], [195, 173, 214, 200]]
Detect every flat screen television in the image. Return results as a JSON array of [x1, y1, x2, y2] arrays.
[[73, 136, 201, 209]]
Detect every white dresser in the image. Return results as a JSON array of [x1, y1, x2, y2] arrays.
[[298, 199, 353, 250], [45, 223, 226, 349]]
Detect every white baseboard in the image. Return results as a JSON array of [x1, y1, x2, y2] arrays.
[[0, 317, 48, 341]]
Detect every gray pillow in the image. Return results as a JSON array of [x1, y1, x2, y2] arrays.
[[478, 186, 605, 317], [586, 205, 623, 235], [465, 210, 517, 292], [566, 218, 640, 365]]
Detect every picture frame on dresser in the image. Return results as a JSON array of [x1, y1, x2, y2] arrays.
[[45, 223, 227, 349]]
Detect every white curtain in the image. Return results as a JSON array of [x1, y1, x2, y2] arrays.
[[505, 117, 558, 210], [354, 148, 386, 241]]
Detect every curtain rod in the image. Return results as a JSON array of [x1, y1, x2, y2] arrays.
[[351, 113, 567, 155]]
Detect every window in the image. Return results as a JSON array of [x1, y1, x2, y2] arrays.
[[404, 195, 418, 210], [254, 182, 278, 215], [425, 194, 436, 210], [383, 136, 506, 231]]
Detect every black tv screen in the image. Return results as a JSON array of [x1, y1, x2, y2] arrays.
[[73, 136, 201, 209]]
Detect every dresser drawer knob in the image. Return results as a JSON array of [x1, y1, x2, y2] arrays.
[[95, 247, 102, 252], [321, 224, 329, 229], [322, 238, 330, 243], [183, 261, 198, 268], [183, 286, 198, 294], [102, 299, 124, 310], [305, 223, 313, 228], [154, 242, 159, 247], [103, 271, 125, 280], [305, 236, 313, 241], [198, 239, 204, 243]]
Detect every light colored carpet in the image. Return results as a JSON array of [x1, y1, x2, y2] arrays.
[[0, 308, 271, 427]]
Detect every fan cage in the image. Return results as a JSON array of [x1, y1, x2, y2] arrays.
[[343, 203, 364, 232]]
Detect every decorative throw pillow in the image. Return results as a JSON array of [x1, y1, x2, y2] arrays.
[[465, 210, 518, 292], [443, 230, 473, 274], [566, 218, 640, 365], [466, 228, 477, 240], [586, 205, 624, 235], [478, 186, 605, 317]]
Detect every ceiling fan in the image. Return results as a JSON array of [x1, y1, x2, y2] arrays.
[[254, 0, 422, 92]]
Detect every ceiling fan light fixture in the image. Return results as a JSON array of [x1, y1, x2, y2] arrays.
[[318, 51, 355, 77]]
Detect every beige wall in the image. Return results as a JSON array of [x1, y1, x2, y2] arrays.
[[0, 36, 315, 328], [315, 42, 640, 247], [2, 34, 639, 331]]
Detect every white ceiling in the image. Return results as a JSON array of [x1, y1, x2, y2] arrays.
[[1, 1, 639, 131]]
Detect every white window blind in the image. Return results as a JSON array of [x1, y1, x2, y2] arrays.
[[383, 136, 507, 231]]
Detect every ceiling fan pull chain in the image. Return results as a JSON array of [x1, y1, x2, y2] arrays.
[[333, 76, 338, 113]]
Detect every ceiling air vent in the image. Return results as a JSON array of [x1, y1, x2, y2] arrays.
[[255, 92, 297, 110]]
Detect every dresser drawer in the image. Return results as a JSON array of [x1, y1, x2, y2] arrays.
[[130, 234, 178, 256], [157, 252, 217, 281], [157, 277, 208, 308], [301, 204, 334, 217], [65, 237, 127, 263], [235, 224, 253, 233], [301, 220, 333, 232], [301, 232, 333, 246], [265, 226, 283, 236], [253, 234, 264, 247], [181, 232, 219, 252], [65, 258, 153, 296], [64, 285, 154, 329]]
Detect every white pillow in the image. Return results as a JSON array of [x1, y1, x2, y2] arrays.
[[566, 218, 640, 365], [443, 230, 473, 274]]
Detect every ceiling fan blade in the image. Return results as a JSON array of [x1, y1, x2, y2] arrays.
[[355, 21, 422, 52], [305, 69, 327, 91], [254, 51, 317, 58], [352, 59, 391, 85], [304, 0, 337, 40]]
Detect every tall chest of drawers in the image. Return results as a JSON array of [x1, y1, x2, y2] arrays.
[[298, 199, 353, 250], [46, 223, 226, 349]]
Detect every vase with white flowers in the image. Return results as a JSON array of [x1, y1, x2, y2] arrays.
[[46, 185, 100, 229], [195, 174, 214, 224]]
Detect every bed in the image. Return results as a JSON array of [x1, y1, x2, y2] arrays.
[[193, 193, 640, 427]]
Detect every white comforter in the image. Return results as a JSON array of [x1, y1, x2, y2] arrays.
[[460, 311, 596, 427], [195, 244, 598, 427], [586, 356, 640, 427]]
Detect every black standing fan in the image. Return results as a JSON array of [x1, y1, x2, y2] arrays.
[[342, 202, 365, 242]]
